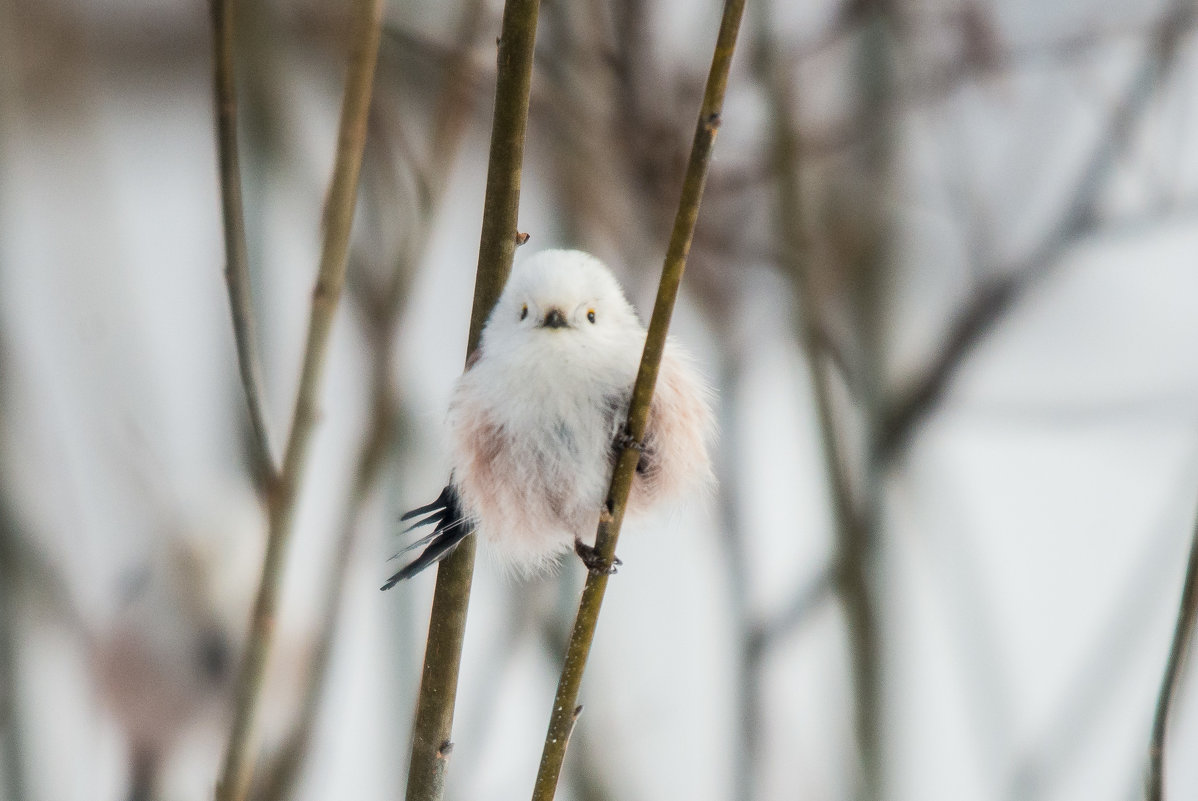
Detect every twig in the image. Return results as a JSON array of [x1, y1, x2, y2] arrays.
[[0, 502, 27, 801], [710, 358, 760, 801], [531, 1, 745, 797], [750, 564, 838, 653], [751, 0, 849, 660], [1010, 453, 1198, 799], [757, 0, 885, 794], [251, 5, 485, 798], [403, 1, 543, 798], [533, 615, 616, 801], [1146, 495, 1198, 801], [211, 0, 278, 483], [876, 0, 1194, 463], [251, 394, 397, 801], [213, 0, 385, 799]]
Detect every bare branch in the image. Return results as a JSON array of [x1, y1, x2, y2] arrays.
[[251, 8, 487, 800], [211, 0, 278, 483], [759, 0, 893, 794], [213, 0, 385, 798], [1146, 495, 1198, 800], [0, 502, 28, 801], [752, 565, 839, 654], [531, 1, 746, 797], [1009, 456, 1198, 798], [403, 0, 543, 797], [876, 2, 1194, 464]]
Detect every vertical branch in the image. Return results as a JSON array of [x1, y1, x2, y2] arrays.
[[0, 504, 27, 801], [403, 0, 543, 798], [534, 617, 616, 801], [214, 0, 385, 799], [251, 388, 397, 801], [252, 5, 486, 798], [531, 1, 746, 797], [756, 0, 883, 795], [1146, 499, 1198, 801], [875, 0, 1194, 463], [840, 8, 901, 799], [712, 359, 761, 801], [211, 0, 278, 482]]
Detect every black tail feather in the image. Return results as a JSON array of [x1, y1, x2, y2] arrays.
[[399, 485, 457, 522], [399, 516, 471, 555], [401, 509, 447, 533], [382, 484, 472, 589]]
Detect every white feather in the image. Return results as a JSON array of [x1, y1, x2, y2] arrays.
[[444, 249, 713, 574]]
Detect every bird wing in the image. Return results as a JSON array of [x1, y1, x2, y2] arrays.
[[627, 343, 714, 512], [381, 484, 473, 589]]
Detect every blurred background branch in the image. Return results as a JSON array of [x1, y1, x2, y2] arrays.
[[252, 4, 486, 798], [0, 498, 27, 801], [212, 0, 278, 485], [1146, 494, 1198, 801], [877, 0, 1195, 464], [3, 0, 1198, 799], [214, 0, 385, 798]]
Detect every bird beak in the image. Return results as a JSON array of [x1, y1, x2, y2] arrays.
[[542, 308, 569, 329]]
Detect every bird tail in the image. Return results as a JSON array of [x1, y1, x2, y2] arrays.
[[381, 484, 472, 589]]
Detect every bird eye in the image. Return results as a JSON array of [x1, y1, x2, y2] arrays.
[[520, 304, 528, 321], [587, 309, 596, 323]]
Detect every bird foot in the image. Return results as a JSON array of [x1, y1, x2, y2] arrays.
[[574, 538, 622, 575], [613, 429, 643, 453]]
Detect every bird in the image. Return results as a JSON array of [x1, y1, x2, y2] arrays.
[[382, 248, 713, 588]]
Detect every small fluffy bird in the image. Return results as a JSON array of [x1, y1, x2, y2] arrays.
[[383, 249, 713, 586]]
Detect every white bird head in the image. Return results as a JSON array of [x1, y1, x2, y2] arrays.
[[483, 249, 643, 354]]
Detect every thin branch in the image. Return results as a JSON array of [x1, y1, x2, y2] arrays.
[[531, 1, 746, 797], [757, 0, 887, 794], [876, 0, 1194, 463], [251, 393, 397, 801], [1146, 494, 1198, 801], [1010, 454, 1198, 799], [532, 615, 617, 801], [211, 0, 278, 483], [251, 6, 486, 798], [750, 564, 838, 654], [710, 357, 760, 801], [213, 0, 385, 799], [403, 0, 543, 798], [0, 503, 27, 801], [751, 0, 851, 660]]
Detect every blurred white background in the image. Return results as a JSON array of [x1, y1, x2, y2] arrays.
[[2, 0, 1198, 800]]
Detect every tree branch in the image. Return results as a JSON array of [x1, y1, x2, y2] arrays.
[[0, 502, 27, 801], [1146, 494, 1198, 801], [876, 0, 1194, 464], [758, 0, 890, 794], [403, 0, 543, 798], [211, 0, 278, 484], [250, 6, 486, 798], [213, 0, 385, 798], [750, 564, 838, 654], [250, 4, 483, 795], [1008, 457, 1198, 799], [530, 1, 746, 797]]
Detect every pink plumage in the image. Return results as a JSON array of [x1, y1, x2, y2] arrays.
[[384, 249, 714, 585]]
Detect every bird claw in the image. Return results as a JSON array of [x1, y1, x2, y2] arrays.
[[613, 429, 643, 453], [574, 539, 622, 575]]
